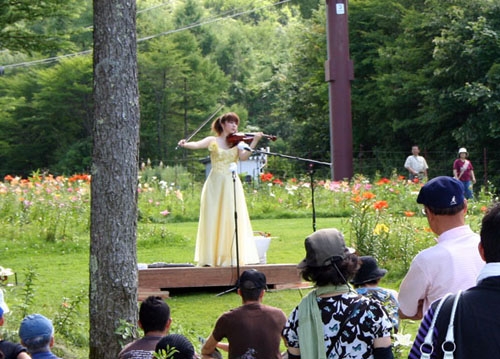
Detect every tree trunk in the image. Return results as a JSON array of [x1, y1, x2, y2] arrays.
[[90, 0, 140, 357]]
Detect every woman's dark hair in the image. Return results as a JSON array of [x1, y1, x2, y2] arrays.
[[301, 253, 360, 286], [211, 112, 240, 135]]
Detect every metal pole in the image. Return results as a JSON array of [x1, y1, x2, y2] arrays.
[[325, 0, 354, 180]]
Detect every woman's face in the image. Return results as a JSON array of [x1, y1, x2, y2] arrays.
[[460, 152, 467, 159], [222, 119, 238, 134]]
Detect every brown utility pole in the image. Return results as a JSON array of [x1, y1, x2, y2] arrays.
[[325, 0, 354, 180]]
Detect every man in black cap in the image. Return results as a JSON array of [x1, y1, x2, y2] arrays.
[[398, 176, 484, 320], [201, 269, 286, 359]]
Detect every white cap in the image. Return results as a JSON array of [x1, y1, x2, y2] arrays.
[[458, 147, 468, 155]]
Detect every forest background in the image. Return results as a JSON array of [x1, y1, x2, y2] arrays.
[[1, 0, 500, 190]]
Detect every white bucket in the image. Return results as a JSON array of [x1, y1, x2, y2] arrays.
[[254, 236, 271, 264]]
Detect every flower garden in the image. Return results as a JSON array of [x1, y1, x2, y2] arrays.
[[0, 167, 495, 358]]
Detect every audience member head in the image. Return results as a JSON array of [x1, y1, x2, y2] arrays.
[[139, 296, 171, 334], [155, 334, 195, 359], [238, 269, 267, 302], [417, 176, 465, 216], [480, 203, 500, 263], [298, 228, 359, 286], [19, 314, 54, 353], [350, 256, 387, 288]]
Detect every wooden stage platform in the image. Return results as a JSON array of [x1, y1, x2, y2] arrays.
[[138, 263, 305, 300]]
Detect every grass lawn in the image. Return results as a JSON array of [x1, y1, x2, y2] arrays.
[[1, 217, 419, 358]]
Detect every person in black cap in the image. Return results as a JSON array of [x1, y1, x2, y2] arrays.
[[398, 176, 484, 320], [201, 269, 286, 359], [351, 256, 400, 333], [282, 229, 394, 359]]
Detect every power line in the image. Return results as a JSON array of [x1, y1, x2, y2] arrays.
[[2, 0, 291, 70]]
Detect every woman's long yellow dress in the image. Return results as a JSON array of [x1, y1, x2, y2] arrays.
[[194, 141, 260, 267]]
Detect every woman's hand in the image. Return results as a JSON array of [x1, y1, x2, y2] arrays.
[[177, 139, 187, 148]]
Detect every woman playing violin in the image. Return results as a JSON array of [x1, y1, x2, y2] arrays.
[[177, 112, 263, 267]]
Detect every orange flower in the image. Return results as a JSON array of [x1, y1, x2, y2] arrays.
[[404, 211, 415, 217], [362, 192, 376, 200], [273, 178, 283, 186], [481, 206, 488, 212], [373, 200, 388, 210], [352, 195, 362, 203], [4, 175, 14, 182]]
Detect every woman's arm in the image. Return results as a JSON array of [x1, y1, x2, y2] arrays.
[[178, 136, 215, 150]]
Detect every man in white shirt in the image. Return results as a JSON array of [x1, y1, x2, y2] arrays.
[[398, 176, 484, 320], [404, 145, 428, 181]]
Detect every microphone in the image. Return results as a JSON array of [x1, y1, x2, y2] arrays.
[[237, 142, 253, 152]]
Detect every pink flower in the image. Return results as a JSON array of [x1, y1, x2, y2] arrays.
[[160, 210, 170, 216]]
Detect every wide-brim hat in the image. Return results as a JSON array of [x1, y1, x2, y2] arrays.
[[298, 228, 355, 268], [350, 256, 387, 285]]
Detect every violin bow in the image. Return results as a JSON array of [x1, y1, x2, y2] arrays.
[[175, 104, 224, 150]]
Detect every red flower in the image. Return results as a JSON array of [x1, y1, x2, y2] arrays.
[[260, 173, 274, 182], [376, 178, 391, 185]]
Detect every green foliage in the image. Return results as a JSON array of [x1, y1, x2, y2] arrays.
[[115, 319, 140, 348], [2, 0, 500, 189], [153, 347, 180, 359]]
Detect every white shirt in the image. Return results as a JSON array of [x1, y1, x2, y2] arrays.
[[398, 225, 484, 316], [404, 155, 428, 173]]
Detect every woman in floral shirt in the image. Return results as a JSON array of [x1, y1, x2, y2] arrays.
[[282, 229, 393, 359]]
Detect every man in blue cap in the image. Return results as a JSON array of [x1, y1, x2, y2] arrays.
[[18, 314, 61, 359], [398, 176, 484, 320]]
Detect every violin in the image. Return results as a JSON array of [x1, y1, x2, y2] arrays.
[[226, 132, 277, 146]]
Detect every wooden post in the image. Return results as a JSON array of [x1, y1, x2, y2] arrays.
[[325, 0, 354, 180]]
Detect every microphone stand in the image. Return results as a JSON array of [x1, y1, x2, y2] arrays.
[[253, 149, 331, 232], [217, 169, 241, 296]]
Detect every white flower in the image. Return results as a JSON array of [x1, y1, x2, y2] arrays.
[[394, 333, 412, 347]]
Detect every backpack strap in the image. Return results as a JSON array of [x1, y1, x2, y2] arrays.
[[442, 291, 462, 359], [419, 293, 452, 359]]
